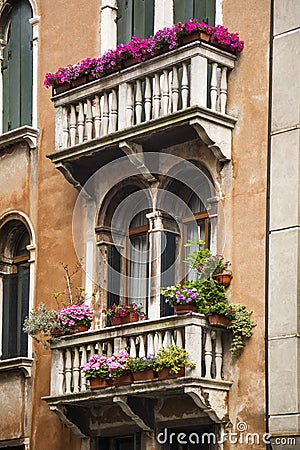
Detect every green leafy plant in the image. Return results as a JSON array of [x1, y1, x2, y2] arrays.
[[153, 345, 195, 375], [126, 355, 157, 373], [228, 304, 256, 354], [22, 303, 68, 349], [23, 263, 96, 348]]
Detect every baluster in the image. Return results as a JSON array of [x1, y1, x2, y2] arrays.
[[148, 333, 155, 356], [172, 66, 179, 112], [129, 337, 137, 357], [80, 346, 87, 392], [153, 73, 161, 118], [220, 66, 228, 114], [210, 63, 218, 111], [86, 98, 93, 140], [215, 331, 223, 380], [107, 340, 113, 356], [62, 106, 69, 149], [78, 102, 85, 143], [102, 92, 109, 136], [156, 332, 163, 353], [163, 330, 172, 347], [56, 350, 65, 395], [126, 83, 134, 126], [145, 76, 152, 121], [69, 104, 76, 146], [90, 343, 96, 356], [110, 88, 118, 132], [73, 347, 80, 393], [138, 335, 146, 358], [97, 342, 103, 356], [175, 328, 183, 348], [65, 348, 72, 394], [94, 95, 101, 138], [135, 79, 143, 124], [181, 62, 189, 109], [204, 330, 213, 379], [162, 69, 170, 115]]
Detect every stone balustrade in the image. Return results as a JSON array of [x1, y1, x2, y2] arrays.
[[53, 41, 236, 152], [50, 314, 229, 397]]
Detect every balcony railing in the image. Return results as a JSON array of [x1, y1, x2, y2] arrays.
[[49, 314, 230, 397], [52, 40, 236, 154]]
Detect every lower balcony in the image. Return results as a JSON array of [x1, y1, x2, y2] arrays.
[[43, 314, 232, 439]]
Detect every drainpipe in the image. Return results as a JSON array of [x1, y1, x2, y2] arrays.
[[265, 0, 274, 448]]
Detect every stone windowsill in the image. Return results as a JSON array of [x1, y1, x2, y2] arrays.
[[0, 126, 39, 150], [0, 357, 33, 377]]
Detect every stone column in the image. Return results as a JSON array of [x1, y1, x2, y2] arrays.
[[146, 211, 179, 320], [100, 0, 117, 53], [268, 2, 300, 447]]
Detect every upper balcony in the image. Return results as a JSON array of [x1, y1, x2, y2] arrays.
[[48, 39, 237, 187], [43, 314, 232, 438]]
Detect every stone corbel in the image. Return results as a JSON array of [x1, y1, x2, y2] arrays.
[[119, 141, 157, 183], [49, 405, 87, 438], [113, 396, 154, 434], [185, 386, 229, 423], [189, 117, 235, 162]]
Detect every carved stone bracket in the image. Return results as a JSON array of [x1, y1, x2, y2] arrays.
[[189, 115, 236, 162], [185, 386, 230, 423], [49, 405, 87, 438], [113, 395, 154, 434], [119, 140, 157, 183]]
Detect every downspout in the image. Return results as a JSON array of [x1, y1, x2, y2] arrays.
[[265, 0, 274, 448]]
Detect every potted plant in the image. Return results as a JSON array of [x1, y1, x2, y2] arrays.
[[126, 355, 157, 382], [153, 345, 195, 379], [81, 349, 131, 389], [23, 303, 68, 349], [161, 285, 198, 314], [102, 303, 145, 326], [207, 301, 236, 328], [58, 303, 95, 333], [81, 354, 113, 389], [185, 239, 232, 287]]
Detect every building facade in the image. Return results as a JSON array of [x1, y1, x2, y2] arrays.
[[0, 0, 298, 449]]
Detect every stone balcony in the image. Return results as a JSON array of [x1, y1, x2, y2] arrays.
[[48, 40, 237, 188], [43, 314, 232, 438]]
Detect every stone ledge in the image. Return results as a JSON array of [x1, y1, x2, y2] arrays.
[[0, 357, 33, 377], [0, 126, 39, 150]]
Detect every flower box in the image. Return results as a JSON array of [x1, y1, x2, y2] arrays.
[[89, 378, 113, 390], [158, 367, 185, 380], [114, 373, 133, 386], [132, 368, 156, 382], [111, 314, 138, 326], [207, 313, 232, 328], [174, 303, 197, 315]]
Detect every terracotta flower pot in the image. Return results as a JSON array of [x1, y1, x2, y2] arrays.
[[53, 82, 71, 95], [158, 367, 185, 380], [207, 313, 232, 328], [174, 303, 197, 315], [113, 373, 134, 386], [71, 75, 89, 88], [73, 324, 89, 333], [212, 273, 232, 287], [132, 368, 156, 382], [112, 314, 139, 326], [89, 378, 113, 390], [179, 31, 210, 46]]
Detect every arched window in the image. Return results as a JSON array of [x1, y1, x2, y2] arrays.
[[0, 220, 31, 359], [2, 0, 33, 132]]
